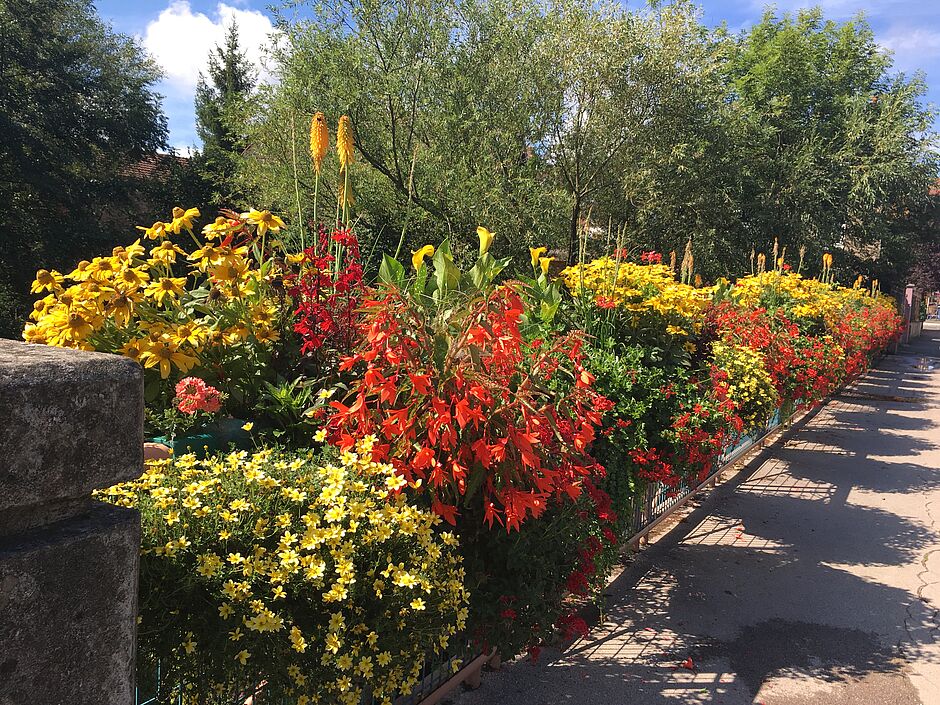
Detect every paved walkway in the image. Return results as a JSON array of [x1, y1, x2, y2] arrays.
[[454, 325, 940, 704]]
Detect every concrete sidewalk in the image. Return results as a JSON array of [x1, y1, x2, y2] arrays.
[[453, 326, 940, 704]]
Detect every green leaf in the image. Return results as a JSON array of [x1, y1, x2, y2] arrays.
[[378, 254, 405, 286]]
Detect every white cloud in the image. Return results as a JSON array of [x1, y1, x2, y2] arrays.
[[880, 28, 940, 71], [142, 1, 278, 147], [144, 1, 277, 91]]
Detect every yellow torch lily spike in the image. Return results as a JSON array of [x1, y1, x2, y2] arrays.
[[309, 112, 329, 174], [337, 115, 354, 169], [477, 227, 494, 256], [412, 244, 435, 271]]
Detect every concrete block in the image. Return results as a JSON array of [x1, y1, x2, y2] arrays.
[[0, 340, 143, 521], [0, 503, 140, 705]]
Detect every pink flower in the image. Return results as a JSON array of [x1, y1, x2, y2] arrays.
[[175, 377, 222, 415]]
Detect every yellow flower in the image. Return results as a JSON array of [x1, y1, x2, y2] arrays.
[[530, 247, 547, 270], [202, 216, 233, 239], [148, 240, 187, 265], [182, 634, 196, 654], [119, 338, 149, 362], [219, 603, 234, 619], [539, 257, 553, 276], [310, 112, 329, 173], [242, 422, 254, 432], [411, 245, 434, 271], [337, 115, 354, 169], [241, 209, 286, 238], [114, 267, 149, 291], [410, 598, 426, 610], [234, 649, 250, 665], [290, 625, 308, 653], [476, 227, 494, 256], [136, 221, 168, 240], [167, 207, 200, 235], [31, 269, 63, 294], [144, 277, 187, 306], [140, 340, 197, 379]]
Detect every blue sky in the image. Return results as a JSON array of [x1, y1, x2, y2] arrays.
[[94, 0, 940, 151]]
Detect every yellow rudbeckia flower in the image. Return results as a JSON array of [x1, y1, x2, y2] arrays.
[[241, 209, 286, 238]]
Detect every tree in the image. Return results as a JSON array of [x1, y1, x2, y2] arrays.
[[194, 21, 255, 208], [725, 9, 938, 284], [0, 0, 168, 335]]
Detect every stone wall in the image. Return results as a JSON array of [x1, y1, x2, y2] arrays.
[[0, 339, 143, 705]]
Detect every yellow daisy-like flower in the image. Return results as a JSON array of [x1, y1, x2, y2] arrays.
[[240, 209, 286, 238], [139, 340, 197, 379], [136, 221, 168, 240], [167, 207, 200, 235], [144, 277, 187, 306], [31, 269, 63, 294]]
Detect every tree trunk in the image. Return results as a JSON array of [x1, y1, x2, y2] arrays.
[[567, 196, 582, 265]]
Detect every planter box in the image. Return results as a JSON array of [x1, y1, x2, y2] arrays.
[[148, 418, 252, 456]]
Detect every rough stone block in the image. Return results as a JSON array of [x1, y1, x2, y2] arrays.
[[0, 340, 143, 519], [0, 502, 140, 705]]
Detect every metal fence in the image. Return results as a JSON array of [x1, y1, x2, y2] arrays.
[[625, 405, 792, 543]]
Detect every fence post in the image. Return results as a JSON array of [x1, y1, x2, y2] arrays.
[[0, 340, 142, 704]]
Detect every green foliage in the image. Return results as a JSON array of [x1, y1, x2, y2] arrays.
[[723, 8, 938, 282], [0, 0, 171, 335], [193, 21, 256, 208], [243, 0, 935, 288]]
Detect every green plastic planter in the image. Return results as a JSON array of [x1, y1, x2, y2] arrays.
[[149, 418, 253, 456]]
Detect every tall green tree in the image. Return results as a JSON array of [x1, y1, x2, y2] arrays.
[[726, 8, 938, 283], [194, 21, 255, 208], [0, 0, 168, 336]]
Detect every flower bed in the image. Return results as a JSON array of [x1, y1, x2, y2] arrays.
[[24, 117, 902, 700]]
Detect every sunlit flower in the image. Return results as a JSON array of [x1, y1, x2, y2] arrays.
[[411, 245, 434, 271]]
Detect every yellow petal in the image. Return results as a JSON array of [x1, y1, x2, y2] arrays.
[[411, 245, 435, 271], [530, 247, 547, 270], [476, 227, 494, 256]]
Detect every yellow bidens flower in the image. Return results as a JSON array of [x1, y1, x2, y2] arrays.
[[412, 244, 435, 271], [309, 111, 329, 173], [95, 442, 470, 705]]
